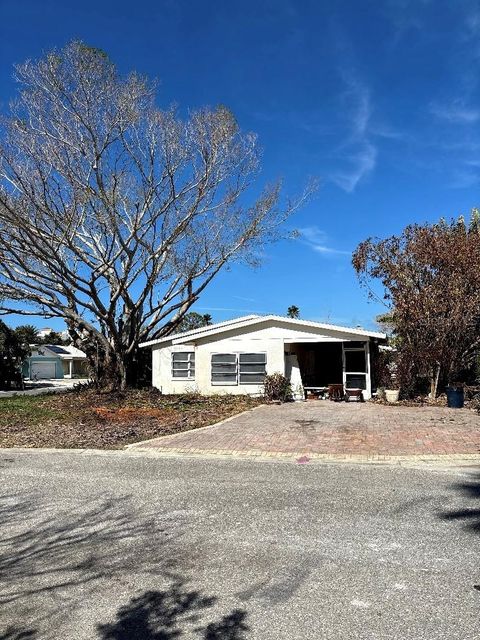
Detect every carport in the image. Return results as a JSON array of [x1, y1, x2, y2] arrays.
[[285, 339, 371, 398]]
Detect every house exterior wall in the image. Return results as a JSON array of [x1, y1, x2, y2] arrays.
[[150, 320, 374, 397], [152, 330, 285, 395], [23, 355, 64, 379], [62, 359, 89, 378]]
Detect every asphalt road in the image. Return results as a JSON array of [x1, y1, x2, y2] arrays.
[[1, 452, 479, 640], [0, 379, 89, 398]]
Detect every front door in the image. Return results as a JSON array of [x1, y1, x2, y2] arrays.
[[342, 342, 371, 398]]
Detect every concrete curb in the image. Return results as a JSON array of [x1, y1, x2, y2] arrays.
[[120, 448, 480, 466], [3, 446, 479, 468]]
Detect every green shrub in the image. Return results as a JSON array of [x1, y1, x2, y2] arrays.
[[263, 373, 293, 402]]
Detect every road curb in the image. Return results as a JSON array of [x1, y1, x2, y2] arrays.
[[3, 446, 478, 468], [120, 448, 480, 466]]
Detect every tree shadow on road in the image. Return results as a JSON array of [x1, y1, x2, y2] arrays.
[[0, 492, 179, 607], [437, 471, 480, 534], [0, 492, 249, 639], [98, 584, 248, 639], [0, 491, 180, 637], [0, 628, 37, 640], [1, 584, 249, 640]]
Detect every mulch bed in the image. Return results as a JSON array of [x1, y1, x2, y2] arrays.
[[0, 388, 262, 449]]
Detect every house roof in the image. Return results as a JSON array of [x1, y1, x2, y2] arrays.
[[139, 315, 386, 348], [35, 344, 87, 359]]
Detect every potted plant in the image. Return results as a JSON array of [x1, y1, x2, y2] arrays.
[[377, 349, 399, 402], [385, 386, 400, 403]]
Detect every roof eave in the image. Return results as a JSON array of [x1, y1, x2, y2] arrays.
[[140, 314, 386, 347]]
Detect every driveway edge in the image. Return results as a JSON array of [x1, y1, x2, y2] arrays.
[[121, 448, 480, 466], [124, 403, 266, 450], [2, 446, 479, 467]]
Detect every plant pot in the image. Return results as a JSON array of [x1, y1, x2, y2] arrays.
[[446, 386, 464, 409], [385, 389, 400, 403]]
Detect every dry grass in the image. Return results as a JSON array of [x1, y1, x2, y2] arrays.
[[0, 388, 262, 449]]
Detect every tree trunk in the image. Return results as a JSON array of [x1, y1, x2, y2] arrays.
[[89, 347, 127, 391], [91, 347, 149, 391], [430, 363, 441, 398], [125, 347, 151, 389], [70, 322, 150, 391]]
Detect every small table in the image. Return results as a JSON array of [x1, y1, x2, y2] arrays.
[[304, 386, 328, 400]]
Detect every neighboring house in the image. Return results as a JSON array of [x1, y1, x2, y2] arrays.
[[140, 315, 386, 399], [23, 344, 89, 380], [37, 327, 70, 341], [37, 327, 54, 339]]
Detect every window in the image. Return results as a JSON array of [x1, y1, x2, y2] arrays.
[[211, 353, 267, 385], [211, 353, 237, 384], [239, 353, 266, 384], [172, 352, 195, 379]]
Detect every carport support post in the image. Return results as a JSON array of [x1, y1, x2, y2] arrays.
[[365, 340, 371, 400], [68, 360, 73, 378]]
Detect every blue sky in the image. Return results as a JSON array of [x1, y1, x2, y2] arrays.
[[1, 0, 480, 330]]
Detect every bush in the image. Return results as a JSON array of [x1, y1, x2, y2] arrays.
[[263, 373, 293, 402]]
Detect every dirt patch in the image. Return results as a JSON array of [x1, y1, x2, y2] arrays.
[[92, 406, 174, 421], [0, 388, 262, 449]]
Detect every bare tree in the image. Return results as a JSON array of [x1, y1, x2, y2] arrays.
[[0, 42, 314, 389]]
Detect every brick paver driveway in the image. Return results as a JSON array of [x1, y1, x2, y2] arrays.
[[130, 401, 480, 459]]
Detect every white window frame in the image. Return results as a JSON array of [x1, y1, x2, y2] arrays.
[[210, 352, 267, 386], [171, 351, 195, 380]]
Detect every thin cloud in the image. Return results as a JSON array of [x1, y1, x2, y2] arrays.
[[195, 306, 266, 313], [384, 0, 432, 47], [298, 226, 351, 256], [430, 102, 480, 124], [464, 7, 480, 38], [449, 168, 480, 189], [232, 295, 256, 302], [369, 122, 411, 141], [331, 142, 377, 193], [330, 74, 378, 192]]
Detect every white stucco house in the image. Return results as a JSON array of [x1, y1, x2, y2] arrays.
[[140, 315, 386, 399]]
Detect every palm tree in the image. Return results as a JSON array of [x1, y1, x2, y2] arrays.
[[14, 324, 39, 346], [287, 306, 300, 319]]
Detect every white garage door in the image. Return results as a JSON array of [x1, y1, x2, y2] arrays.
[[31, 362, 56, 379]]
